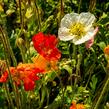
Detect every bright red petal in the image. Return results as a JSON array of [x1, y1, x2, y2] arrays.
[[0, 71, 8, 83], [23, 78, 35, 91], [32, 32, 61, 61]]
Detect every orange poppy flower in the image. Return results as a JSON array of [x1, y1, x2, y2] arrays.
[[32, 55, 59, 73], [70, 101, 85, 109], [0, 63, 43, 91]]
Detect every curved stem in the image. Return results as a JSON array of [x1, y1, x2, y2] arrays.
[[78, 0, 82, 13], [60, 0, 64, 22], [0, 26, 17, 66], [94, 76, 109, 109], [34, 0, 41, 31]]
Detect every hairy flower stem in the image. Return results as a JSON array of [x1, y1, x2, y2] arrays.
[[56, 70, 65, 107], [5, 53, 21, 109], [18, 46, 26, 63], [89, 0, 96, 12], [0, 26, 17, 66], [34, 0, 41, 31], [4, 83, 14, 108], [15, 86, 22, 109], [78, 0, 82, 13], [60, 0, 64, 22], [20, 83, 27, 109], [0, 26, 21, 108], [4, 51, 21, 108], [74, 54, 82, 86], [94, 75, 109, 109], [19, 0, 23, 29]]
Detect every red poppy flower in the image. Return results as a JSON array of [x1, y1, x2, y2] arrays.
[[32, 32, 61, 61], [0, 71, 8, 82], [23, 78, 35, 91]]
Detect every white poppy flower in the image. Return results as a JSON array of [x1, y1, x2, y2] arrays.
[[58, 12, 96, 45]]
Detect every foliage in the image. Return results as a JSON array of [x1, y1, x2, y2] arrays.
[[0, 0, 109, 109]]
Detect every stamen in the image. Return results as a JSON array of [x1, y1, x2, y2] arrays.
[[69, 23, 86, 39]]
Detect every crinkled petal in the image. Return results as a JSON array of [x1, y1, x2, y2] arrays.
[[79, 12, 96, 27], [58, 27, 74, 41], [61, 13, 79, 28], [73, 28, 95, 45], [24, 78, 35, 91], [0, 71, 8, 83]]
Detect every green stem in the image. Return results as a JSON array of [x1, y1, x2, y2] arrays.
[[34, 0, 41, 31], [94, 76, 109, 109], [78, 0, 82, 13], [85, 63, 95, 88], [19, 46, 26, 63], [72, 44, 77, 59], [4, 83, 14, 108], [0, 26, 17, 66], [89, 0, 96, 12], [20, 83, 27, 109], [0, 26, 21, 108], [60, 0, 64, 22], [15, 86, 21, 109], [74, 54, 82, 86], [56, 71, 65, 107]]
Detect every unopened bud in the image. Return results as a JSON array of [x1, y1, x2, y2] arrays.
[[16, 38, 24, 47]]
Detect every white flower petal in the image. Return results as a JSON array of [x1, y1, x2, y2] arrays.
[[79, 12, 96, 27], [58, 27, 74, 41], [61, 13, 79, 28], [73, 29, 95, 45]]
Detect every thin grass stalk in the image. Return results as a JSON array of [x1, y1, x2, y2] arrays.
[[0, 26, 17, 66], [19, 0, 23, 29], [46, 87, 50, 106], [89, 0, 96, 12], [85, 63, 95, 88], [20, 82, 27, 109], [4, 83, 14, 108], [5, 55, 21, 109], [78, 0, 82, 13], [15, 86, 22, 109], [60, 0, 64, 22], [56, 70, 65, 107], [74, 54, 82, 86], [18, 0, 24, 37], [17, 0, 27, 63], [18, 46, 26, 63], [0, 26, 21, 108], [4, 53, 21, 108], [94, 74, 109, 109], [34, 0, 41, 31]]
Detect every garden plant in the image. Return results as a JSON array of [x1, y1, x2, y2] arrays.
[[0, 0, 109, 109]]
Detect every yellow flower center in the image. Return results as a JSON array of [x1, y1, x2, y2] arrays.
[[69, 23, 86, 39]]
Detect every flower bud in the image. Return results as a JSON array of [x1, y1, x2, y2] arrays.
[[16, 38, 25, 47]]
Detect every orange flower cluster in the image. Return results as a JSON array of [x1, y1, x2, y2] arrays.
[[0, 63, 43, 91], [0, 32, 61, 91], [70, 101, 85, 109]]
